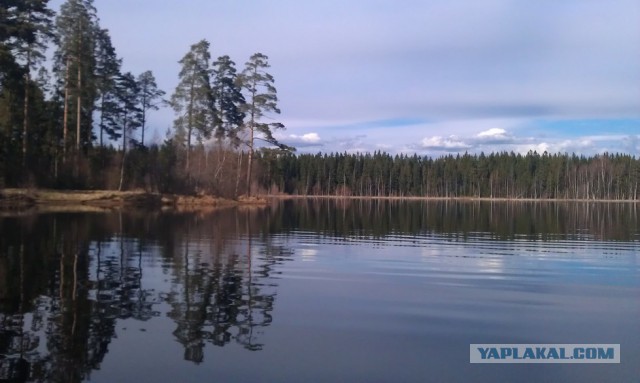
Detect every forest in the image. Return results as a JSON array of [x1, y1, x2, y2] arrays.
[[259, 151, 640, 200], [1, 0, 639, 200], [1, 0, 288, 197]]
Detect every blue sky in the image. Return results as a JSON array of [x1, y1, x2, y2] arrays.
[[51, 0, 640, 156]]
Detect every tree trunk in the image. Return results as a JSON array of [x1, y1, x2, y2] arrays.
[[186, 127, 192, 174], [235, 151, 243, 198], [22, 57, 30, 169], [118, 115, 127, 191], [246, 133, 254, 197], [186, 76, 195, 174], [213, 141, 228, 184], [119, 150, 126, 191], [76, 62, 82, 152], [245, 87, 256, 196], [141, 93, 147, 146], [99, 94, 105, 147], [63, 57, 71, 162]]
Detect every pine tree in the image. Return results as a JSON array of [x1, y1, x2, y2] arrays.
[[212, 55, 245, 141], [9, 0, 55, 168], [113, 71, 141, 190], [54, 0, 98, 161], [170, 39, 215, 174], [0, 0, 54, 182], [94, 28, 121, 147], [209, 55, 244, 189], [238, 53, 292, 196], [0, 1, 22, 81], [136, 70, 164, 146]]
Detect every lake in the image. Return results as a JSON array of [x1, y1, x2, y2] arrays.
[[1, 200, 639, 382]]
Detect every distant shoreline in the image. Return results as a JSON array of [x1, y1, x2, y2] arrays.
[[264, 194, 640, 203], [2, 189, 638, 212]]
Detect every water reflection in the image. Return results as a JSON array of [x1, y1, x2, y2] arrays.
[[0, 208, 285, 381], [0, 200, 638, 382], [268, 199, 640, 241]]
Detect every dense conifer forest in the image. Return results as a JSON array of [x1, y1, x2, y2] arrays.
[[258, 151, 640, 199], [1, 1, 638, 200]]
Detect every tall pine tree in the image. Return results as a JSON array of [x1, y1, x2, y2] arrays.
[[136, 70, 164, 147], [54, 0, 98, 161], [94, 27, 121, 147], [170, 39, 215, 173], [238, 53, 291, 196], [0, 0, 54, 184], [212, 55, 244, 141], [10, 0, 54, 168], [113, 71, 141, 190]]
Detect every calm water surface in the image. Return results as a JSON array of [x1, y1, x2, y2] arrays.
[[1, 200, 639, 382]]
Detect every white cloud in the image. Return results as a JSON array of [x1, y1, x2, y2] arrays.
[[421, 136, 471, 151], [279, 132, 324, 148], [477, 128, 507, 138], [280, 115, 639, 156], [293, 133, 321, 143], [513, 142, 550, 155], [476, 127, 515, 144], [415, 125, 640, 157]]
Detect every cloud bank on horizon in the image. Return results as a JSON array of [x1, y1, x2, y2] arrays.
[[52, 0, 640, 156]]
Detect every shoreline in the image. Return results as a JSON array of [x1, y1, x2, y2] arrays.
[[2, 189, 638, 212], [0, 189, 268, 211], [264, 194, 640, 203]]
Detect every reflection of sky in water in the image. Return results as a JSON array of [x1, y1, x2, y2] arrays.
[[1, 204, 639, 383], [298, 246, 319, 262], [285, 231, 639, 288]]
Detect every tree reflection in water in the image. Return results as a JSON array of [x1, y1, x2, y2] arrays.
[[0, 207, 285, 381], [1, 200, 638, 380]]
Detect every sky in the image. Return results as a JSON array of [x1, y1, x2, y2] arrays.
[[50, 0, 640, 156]]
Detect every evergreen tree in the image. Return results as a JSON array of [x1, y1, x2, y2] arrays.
[[211, 55, 244, 141], [170, 39, 215, 173], [136, 70, 164, 146], [8, 0, 55, 167], [94, 28, 121, 146], [113, 71, 141, 190], [54, 0, 98, 160], [0, 0, 54, 184], [238, 53, 291, 196], [0, 1, 22, 80]]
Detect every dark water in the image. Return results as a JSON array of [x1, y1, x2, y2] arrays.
[[1, 200, 639, 382]]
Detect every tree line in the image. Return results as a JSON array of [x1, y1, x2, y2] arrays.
[[2, 1, 637, 201], [258, 151, 640, 200], [1, 0, 288, 196]]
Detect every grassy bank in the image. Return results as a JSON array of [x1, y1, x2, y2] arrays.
[[0, 189, 268, 211]]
